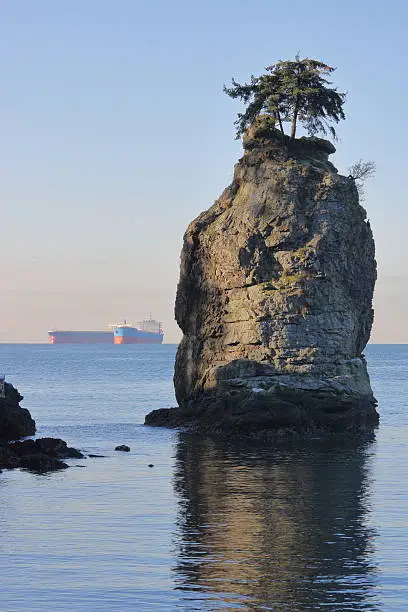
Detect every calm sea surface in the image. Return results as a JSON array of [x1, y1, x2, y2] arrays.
[[0, 343, 407, 611]]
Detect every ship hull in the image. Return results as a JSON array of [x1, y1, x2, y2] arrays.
[[113, 327, 163, 344], [49, 322, 164, 345], [114, 335, 163, 344], [48, 331, 113, 344]]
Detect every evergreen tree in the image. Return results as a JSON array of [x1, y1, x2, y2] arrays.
[[224, 57, 346, 140]]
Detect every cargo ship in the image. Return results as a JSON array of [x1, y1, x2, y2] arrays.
[[48, 330, 112, 344], [48, 318, 164, 344], [112, 319, 163, 344]]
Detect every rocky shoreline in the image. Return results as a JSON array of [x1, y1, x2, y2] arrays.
[[0, 437, 84, 472], [0, 381, 83, 472]]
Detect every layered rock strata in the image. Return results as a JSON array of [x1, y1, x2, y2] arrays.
[[147, 118, 379, 433]]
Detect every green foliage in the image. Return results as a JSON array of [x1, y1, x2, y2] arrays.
[[224, 56, 346, 140]]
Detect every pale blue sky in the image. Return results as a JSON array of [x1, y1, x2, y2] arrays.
[[1, 0, 407, 342]]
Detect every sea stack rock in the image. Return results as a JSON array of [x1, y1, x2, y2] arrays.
[[149, 117, 379, 433]]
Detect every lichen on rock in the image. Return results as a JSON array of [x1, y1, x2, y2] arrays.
[[147, 117, 379, 434]]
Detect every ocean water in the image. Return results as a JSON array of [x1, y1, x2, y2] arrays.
[[0, 343, 407, 611]]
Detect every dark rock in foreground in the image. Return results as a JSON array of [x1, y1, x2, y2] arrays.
[[145, 400, 378, 436], [9, 438, 84, 460], [0, 382, 35, 439], [0, 382, 83, 472], [1, 438, 84, 472], [146, 408, 191, 429], [147, 119, 379, 435], [115, 444, 130, 452]]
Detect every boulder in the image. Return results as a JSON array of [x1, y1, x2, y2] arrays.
[[0, 382, 35, 440], [0, 383, 83, 471], [34, 437, 84, 458], [4, 437, 83, 472]]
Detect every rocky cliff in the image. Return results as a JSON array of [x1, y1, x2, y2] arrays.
[[147, 117, 379, 433]]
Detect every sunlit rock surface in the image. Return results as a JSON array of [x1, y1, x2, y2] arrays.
[[147, 117, 379, 434]]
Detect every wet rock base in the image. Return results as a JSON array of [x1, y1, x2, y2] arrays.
[[145, 394, 379, 438], [0, 438, 84, 473]]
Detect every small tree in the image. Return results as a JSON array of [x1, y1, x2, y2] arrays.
[[348, 160, 376, 202], [224, 56, 346, 140]]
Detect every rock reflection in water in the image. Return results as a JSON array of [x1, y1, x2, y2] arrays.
[[173, 433, 380, 611]]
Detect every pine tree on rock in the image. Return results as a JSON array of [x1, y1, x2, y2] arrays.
[[224, 56, 346, 140]]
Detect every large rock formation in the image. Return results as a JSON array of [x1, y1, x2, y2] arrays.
[[147, 117, 379, 433]]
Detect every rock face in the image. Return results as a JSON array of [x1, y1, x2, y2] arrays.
[[0, 382, 36, 439], [148, 117, 379, 433]]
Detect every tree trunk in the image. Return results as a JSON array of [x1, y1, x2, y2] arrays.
[[291, 69, 301, 139], [291, 99, 299, 139], [277, 111, 284, 134]]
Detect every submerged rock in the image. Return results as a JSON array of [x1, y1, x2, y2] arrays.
[[115, 444, 130, 452], [147, 118, 379, 434]]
